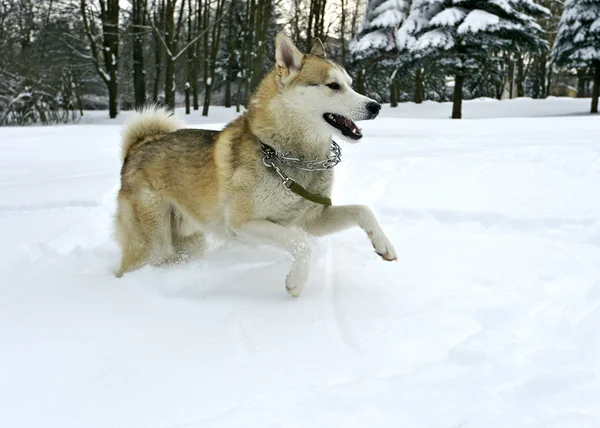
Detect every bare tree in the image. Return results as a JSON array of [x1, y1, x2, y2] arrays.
[[132, 0, 147, 108], [201, 0, 225, 115], [163, 0, 186, 110], [223, 0, 236, 108], [151, 0, 165, 102], [81, 0, 120, 118]]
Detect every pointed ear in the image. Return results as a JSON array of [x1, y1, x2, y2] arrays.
[[275, 33, 304, 77], [310, 38, 326, 58]]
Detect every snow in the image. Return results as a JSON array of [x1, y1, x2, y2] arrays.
[[458, 10, 501, 34], [1, 98, 600, 428], [415, 27, 455, 50], [430, 7, 467, 27], [350, 30, 391, 55], [352, 0, 410, 56]]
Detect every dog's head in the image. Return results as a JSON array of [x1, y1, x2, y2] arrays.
[[257, 33, 381, 143]]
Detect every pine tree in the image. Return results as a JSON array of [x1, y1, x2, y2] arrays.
[[351, 0, 412, 60], [406, 0, 550, 118], [350, 0, 411, 105], [552, 0, 600, 113]]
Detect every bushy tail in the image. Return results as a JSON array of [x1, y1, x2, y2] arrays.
[[120, 105, 182, 162]]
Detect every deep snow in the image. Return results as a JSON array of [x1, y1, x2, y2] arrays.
[[1, 98, 599, 428]]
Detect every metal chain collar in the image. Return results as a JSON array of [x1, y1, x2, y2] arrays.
[[260, 140, 341, 172]]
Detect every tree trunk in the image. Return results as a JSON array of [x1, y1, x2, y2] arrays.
[[577, 69, 586, 98], [249, 0, 271, 93], [340, 0, 346, 67], [306, 0, 314, 51], [102, 0, 119, 118], [243, 0, 255, 105], [415, 68, 423, 104], [152, 1, 164, 103], [203, 0, 225, 116], [224, 0, 235, 108], [193, 0, 202, 110], [317, 0, 326, 40], [132, 0, 147, 109], [507, 56, 514, 99], [592, 62, 600, 114], [356, 68, 365, 95], [452, 73, 463, 119], [162, 0, 185, 111], [236, 72, 243, 112], [545, 61, 552, 98], [81, 0, 120, 118], [390, 79, 398, 107], [164, 0, 176, 111], [516, 54, 524, 98], [108, 73, 118, 118], [201, 0, 211, 115], [185, 0, 192, 114], [531, 54, 543, 99]]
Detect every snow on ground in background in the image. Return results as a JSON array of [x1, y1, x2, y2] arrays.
[[75, 96, 594, 125], [1, 99, 600, 428]]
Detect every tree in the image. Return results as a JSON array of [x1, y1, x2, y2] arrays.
[[132, 0, 147, 109], [350, 0, 412, 105], [352, 0, 411, 60], [81, 0, 120, 119], [201, 0, 225, 116], [552, 0, 600, 113], [163, 0, 186, 110], [407, 0, 550, 118]]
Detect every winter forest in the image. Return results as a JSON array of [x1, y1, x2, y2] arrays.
[[0, 0, 599, 125]]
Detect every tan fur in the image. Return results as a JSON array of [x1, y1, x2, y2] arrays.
[[114, 34, 397, 296]]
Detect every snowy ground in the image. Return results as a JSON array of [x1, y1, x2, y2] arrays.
[[1, 98, 599, 428]]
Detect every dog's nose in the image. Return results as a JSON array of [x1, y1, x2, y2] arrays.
[[366, 101, 382, 118]]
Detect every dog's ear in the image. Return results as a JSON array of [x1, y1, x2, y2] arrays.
[[310, 38, 326, 58], [275, 33, 304, 79]]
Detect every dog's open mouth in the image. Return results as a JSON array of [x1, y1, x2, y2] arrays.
[[323, 113, 362, 140]]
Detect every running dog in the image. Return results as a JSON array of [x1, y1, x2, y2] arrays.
[[115, 33, 396, 297]]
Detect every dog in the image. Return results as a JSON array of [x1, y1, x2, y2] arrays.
[[115, 33, 396, 297]]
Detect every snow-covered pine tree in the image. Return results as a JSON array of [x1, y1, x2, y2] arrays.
[[396, 0, 441, 102], [406, 0, 550, 118], [552, 0, 600, 113], [350, 0, 411, 104], [352, 0, 412, 59]]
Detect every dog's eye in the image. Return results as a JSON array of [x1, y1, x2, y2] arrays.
[[326, 82, 340, 90]]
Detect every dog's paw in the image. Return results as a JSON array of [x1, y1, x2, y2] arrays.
[[368, 231, 397, 262], [286, 266, 308, 297], [285, 254, 310, 298], [286, 282, 302, 298]]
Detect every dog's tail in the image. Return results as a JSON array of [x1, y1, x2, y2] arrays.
[[120, 105, 182, 162]]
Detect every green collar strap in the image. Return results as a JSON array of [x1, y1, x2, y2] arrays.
[[285, 179, 332, 206]]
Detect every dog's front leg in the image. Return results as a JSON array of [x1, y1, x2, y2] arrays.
[[231, 220, 311, 297], [302, 205, 397, 261]]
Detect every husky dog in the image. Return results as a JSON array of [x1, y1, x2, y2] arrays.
[[115, 33, 396, 297]]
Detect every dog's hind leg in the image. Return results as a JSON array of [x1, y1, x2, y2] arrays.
[[169, 209, 206, 263], [301, 205, 397, 262], [115, 190, 173, 277], [171, 232, 205, 262], [231, 220, 310, 297]]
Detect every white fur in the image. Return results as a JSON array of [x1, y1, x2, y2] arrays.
[[272, 69, 378, 146]]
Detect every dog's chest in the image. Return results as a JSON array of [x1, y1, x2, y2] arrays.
[[253, 169, 333, 223]]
